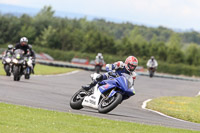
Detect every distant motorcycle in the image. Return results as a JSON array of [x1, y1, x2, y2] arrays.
[[12, 49, 33, 81], [70, 72, 135, 114], [94, 59, 104, 73], [2, 51, 13, 76], [148, 67, 156, 78], [12, 49, 25, 81], [24, 56, 33, 79]]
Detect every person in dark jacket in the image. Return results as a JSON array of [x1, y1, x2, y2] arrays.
[[14, 37, 30, 55]]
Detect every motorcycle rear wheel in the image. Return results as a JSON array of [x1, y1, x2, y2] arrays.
[[70, 89, 87, 110]]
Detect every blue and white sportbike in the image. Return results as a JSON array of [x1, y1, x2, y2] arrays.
[[70, 72, 135, 113]]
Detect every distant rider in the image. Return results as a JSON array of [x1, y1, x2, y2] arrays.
[[3, 44, 14, 57], [146, 56, 158, 69], [28, 44, 36, 74], [82, 56, 138, 96], [95, 53, 104, 64]]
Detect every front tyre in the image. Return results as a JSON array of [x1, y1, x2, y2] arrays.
[[149, 70, 154, 78], [95, 65, 101, 73], [98, 93, 122, 114], [4, 65, 11, 76], [70, 89, 87, 110], [13, 66, 20, 81]]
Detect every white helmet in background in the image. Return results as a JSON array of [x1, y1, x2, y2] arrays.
[[8, 44, 13, 49], [97, 53, 102, 56], [97, 53, 103, 59], [20, 37, 28, 43]]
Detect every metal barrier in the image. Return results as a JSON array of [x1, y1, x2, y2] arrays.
[[137, 72, 200, 82], [36, 59, 200, 82]]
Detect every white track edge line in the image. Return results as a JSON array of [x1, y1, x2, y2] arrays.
[[33, 70, 80, 77], [142, 99, 193, 123], [196, 91, 200, 97]]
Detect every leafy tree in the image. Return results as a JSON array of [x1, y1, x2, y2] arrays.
[[35, 26, 59, 48], [19, 25, 36, 44], [185, 43, 200, 65], [33, 6, 55, 35], [166, 34, 184, 63]]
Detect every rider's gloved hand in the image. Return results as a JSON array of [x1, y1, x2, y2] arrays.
[[114, 61, 124, 69], [96, 74, 103, 81], [108, 71, 117, 77]]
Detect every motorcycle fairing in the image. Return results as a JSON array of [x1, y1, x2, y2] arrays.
[[82, 85, 102, 109], [99, 76, 134, 98]]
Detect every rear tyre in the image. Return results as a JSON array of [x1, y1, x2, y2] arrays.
[[98, 93, 122, 114], [70, 89, 87, 110]]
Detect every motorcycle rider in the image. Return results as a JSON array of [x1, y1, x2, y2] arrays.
[[14, 37, 30, 55], [94, 53, 105, 73], [95, 53, 104, 64], [3, 44, 14, 57], [2, 44, 14, 76], [82, 56, 138, 94], [28, 44, 36, 74], [146, 56, 158, 69]]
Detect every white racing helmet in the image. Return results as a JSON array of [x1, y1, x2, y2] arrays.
[[20, 37, 28, 43], [8, 44, 13, 49]]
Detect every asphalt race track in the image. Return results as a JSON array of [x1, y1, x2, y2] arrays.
[[0, 70, 200, 131]]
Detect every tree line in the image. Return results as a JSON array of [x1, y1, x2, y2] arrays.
[[1, 6, 200, 66]]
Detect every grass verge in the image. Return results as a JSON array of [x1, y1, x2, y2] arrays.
[[147, 96, 200, 123], [0, 102, 199, 133], [0, 63, 77, 75]]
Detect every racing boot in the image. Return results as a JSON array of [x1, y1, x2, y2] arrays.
[[82, 81, 97, 91], [82, 74, 103, 91]]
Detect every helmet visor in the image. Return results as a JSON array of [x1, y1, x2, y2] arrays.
[[128, 64, 137, 72], [21, 42, 27, 46]]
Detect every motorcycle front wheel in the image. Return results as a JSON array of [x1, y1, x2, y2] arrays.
[[95, 65, 101, 73], [13, 66, 20, 81], [25, 74, 30, 79], [98, 93, 122, 114], [149, 70, 154, 78], [4, 64, 11, 76]]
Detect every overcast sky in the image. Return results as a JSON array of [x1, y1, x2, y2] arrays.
[[0, 0, 200, 30]]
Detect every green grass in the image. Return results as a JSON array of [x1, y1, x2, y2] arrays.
[[147, 96, 200, 123], [0, 63, 77, 75], [34, 64, 77, 75], [0, 102, 199, 133]]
